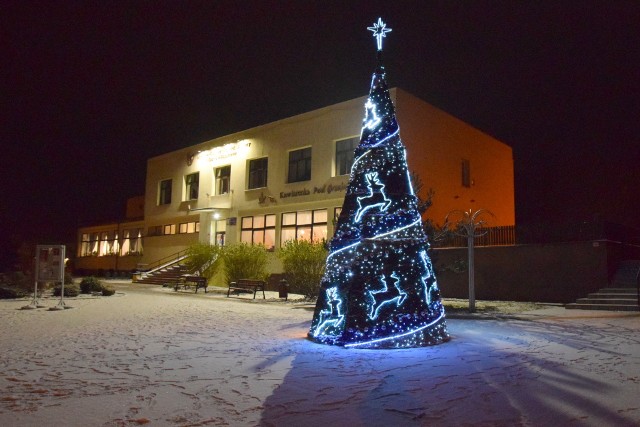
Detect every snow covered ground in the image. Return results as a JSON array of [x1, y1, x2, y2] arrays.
[[1, 281, 638, 426]]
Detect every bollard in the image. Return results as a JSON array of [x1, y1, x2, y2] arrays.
[[278, 279, 289, 301]]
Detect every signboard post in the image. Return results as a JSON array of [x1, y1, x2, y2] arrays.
[[23, 245, 67, 310]]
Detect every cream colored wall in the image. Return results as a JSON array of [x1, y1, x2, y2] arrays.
[[103, 88, 516, 270]]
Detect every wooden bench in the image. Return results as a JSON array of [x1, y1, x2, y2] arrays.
[[227, 279, 266, 299], [173, 275, 208, 293]]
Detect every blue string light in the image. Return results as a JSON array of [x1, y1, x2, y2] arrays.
[[308, 18, 449, 349]]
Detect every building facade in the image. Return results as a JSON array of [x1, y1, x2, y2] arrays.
[[76, 88, 515, 274]]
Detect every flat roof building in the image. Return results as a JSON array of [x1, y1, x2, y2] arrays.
[[76, 88, 514, 275]]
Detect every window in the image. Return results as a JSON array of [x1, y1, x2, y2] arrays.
[[80, 233, 93, 257], [281, 209, 327, 245], [120, 228, 143, 256], [158, 179, 172, 205], [248, 157, 268, 189], [185, 172, 199, 200], [97, 231, 118, 256], [461, 159, 471, 188], [215, 165, 231, 195], [178, 222, 199, 234], [148, 225, 162, 237], [240, 214, 276, 249], [335, 137, 358, 176], [288, 147, 312, 183], [164, 224, 176, 235], [334, 207, 342, 222]]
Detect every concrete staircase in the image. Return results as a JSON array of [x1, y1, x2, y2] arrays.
[[566, 287, 639, 311], [136, 263, 189, 285], [566, 260, 639, 311]]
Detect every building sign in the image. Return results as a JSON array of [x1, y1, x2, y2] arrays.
[[36, 245, 65, 282], [280, 182, 348, 199], [199, 140, 251, 164]]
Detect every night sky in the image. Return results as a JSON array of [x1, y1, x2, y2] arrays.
[[2, 1, 639, 269]]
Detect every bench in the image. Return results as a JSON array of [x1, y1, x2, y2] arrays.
[[227, 279, 266, 299], [172, 275, 208, 293]]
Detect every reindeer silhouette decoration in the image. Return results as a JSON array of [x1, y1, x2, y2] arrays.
[[369, 272, 407, 320], [355, 172, 392, 222]]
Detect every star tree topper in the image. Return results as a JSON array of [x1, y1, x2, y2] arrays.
[[368, 17, 392, 51]]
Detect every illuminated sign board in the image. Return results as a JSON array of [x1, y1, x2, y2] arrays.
[[198, 140, 251, 164]]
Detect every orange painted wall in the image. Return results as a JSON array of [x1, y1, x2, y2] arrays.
[[395, 89, 515, 226]]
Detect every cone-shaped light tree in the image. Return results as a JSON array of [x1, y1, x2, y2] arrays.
[[308, 18, 449, 349]]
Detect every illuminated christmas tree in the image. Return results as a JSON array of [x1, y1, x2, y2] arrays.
[[308, 18, 449, 349]]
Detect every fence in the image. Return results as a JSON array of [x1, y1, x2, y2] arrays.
[[432, 225, 516, 248], [431, 221, 640, 249]]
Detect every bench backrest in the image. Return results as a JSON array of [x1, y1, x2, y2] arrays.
[[236, 279, 265, 286]]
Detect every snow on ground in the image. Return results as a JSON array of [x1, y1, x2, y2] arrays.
[[0, 282, 639, 426]]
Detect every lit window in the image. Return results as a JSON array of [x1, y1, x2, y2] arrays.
[[288, 147, 312, 183], [280, 209, 327, 245], [240, 214, 276, 250], [178, 222, 198, 234], [120, 228, 143, 255], [80, 233, 92, 257], [215, 165, 231, 195], [335, 137, 358, 176], [163, 224, 176, 235], [185, 173, 199, 200], [462, 159, 471, 188], [158, 179, 172, 205], [248, 157, 268, 189]]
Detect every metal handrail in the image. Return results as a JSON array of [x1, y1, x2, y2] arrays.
[[139, 249, 188, 272]]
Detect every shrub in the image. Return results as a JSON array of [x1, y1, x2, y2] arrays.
[[0, 286, 28, 299], [184, 243, 222, 280], [278, 240, 327, 299], [1, 271, 32, 291], [101, 286, 116, 296], [53, 283, 80, 297], [221, 243, 269, 284], [80, 276, 103, 294]]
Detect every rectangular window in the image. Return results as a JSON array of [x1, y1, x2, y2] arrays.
[[240, 213, 276, 250], [163, 224, 176, 235], [288, 147, 312, 183], [215, 165, 231, 195], [334, 207, 342, 222], [178, 222, 199, 234], [158, 179, 172, 205], [335, 137, 358, 176], [462, 159, 471, 188], [280, 209, 327, 245], [185, 172, 199, 200], [120, 228, 143, 255], [248, 157, 268, 189], [148, 225, 162, 237], [80, 233, 91, 257]]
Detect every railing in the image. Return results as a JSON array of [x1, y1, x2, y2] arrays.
[[432, 225, 516, 248], [137, 249, 189, 273], [431, 221, 640, 249]]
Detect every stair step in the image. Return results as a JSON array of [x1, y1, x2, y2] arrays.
[[566, 303, 640, 311], [597, 288, 639, 293], [587, 292, 638, 299], [577, 298, 639, 305]]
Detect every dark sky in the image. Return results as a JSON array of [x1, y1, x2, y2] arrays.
[[2, 1, 639, 268]]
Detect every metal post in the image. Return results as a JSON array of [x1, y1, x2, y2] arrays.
[[468, 235, 475, 313], [21, 279, 43, 310]]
